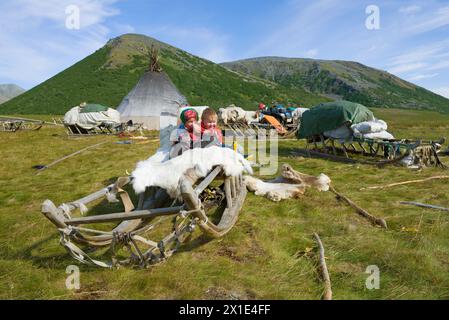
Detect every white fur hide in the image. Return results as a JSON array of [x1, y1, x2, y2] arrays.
[[132, 146, 253, 198], [218, 106, 258, 125], [244, 173, 331, 202]]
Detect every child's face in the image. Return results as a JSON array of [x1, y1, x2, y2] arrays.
[[184, 119, 196, 130], [203, 117, 217, 129]]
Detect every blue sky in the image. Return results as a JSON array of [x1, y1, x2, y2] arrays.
[[1, 0, 449, 99]]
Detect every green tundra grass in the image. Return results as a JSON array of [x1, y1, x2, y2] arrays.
[[0, 109, 448, 300]]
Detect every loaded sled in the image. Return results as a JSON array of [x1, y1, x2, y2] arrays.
[[41, 166, 247, 268], [60, 103, 143, 138], [296, 101, 447, 168], [62, 120, 143, 137], [223, 116, 296, 139], [296, 134, 446, 168]]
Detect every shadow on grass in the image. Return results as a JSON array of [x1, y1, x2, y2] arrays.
[[14, 235, 76, 270], [176, 234, 214, 254]]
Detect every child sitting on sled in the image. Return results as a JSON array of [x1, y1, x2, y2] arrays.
[[200, 108, 223, 148], [169, 108, 201, 158], [169, 108, 225, 158]]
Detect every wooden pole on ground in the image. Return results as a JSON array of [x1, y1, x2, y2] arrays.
[[330, 186, 388, 229], [36, 141, 109, 174], [360, 176, 449, 191], [313, 233, 332, 300], [400, 202, 449, 212]]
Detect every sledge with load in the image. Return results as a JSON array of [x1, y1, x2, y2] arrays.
[[218, 104, 300, 138], [61, 103, 143, 137], [295, 101, 446, 168]]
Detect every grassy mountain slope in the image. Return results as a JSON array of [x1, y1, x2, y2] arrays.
[[0, 84, 25, 104], [0, 34, 328, 115], [221, 57, 449, 113]]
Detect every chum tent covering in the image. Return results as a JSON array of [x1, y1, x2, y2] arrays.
[[63, 104, 121, 130], [297, 101, 375, 139], [117, 71, 188, 130]]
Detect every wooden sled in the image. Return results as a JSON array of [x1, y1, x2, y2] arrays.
[[40, 166, 246, 268], [222, 120, 295, 139], [54, 118, 144, 138], [0, 120, 44, 132], [295, 134, 447, 168]]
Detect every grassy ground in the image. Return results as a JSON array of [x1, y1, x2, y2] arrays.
[[0, 109, 448, 300]]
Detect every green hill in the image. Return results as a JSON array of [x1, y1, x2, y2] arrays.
[[4, 34, 448, 115], [221, 57, 449, 113], [0, 34, 328, 115]]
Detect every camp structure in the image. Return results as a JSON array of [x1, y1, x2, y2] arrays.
[[63, 103, 123, 136], [294, 100, 446, 168], [117, 48, 188, 131]]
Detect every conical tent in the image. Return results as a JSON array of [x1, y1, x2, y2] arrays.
[[117, 71, 188, 130]]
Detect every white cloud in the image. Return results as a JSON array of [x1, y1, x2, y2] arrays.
[[387, 39, 449, 76], [389, 42, 448, 66], [405, 5, 449, 34], [407, 73, 439, 82], [432, 87, 449, 98], [388, 62, 427, 74], [0, 0, 123, 89], [427, 60, 449, 71], [399, 5, 421, 15]]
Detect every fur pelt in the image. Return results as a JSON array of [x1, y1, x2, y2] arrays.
[[132, 146, 253, 198], [218, 105, 259, 125], [244, 164, 331, 202]]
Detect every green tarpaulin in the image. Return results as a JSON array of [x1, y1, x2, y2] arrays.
[[80, 104, 109, 113], [298, 101, 375, 139]]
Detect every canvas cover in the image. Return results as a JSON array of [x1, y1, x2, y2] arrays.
[[298, 101, 375, 139], [79, 104, 109, 113], [63, 105, 121, 130], [117, 71, 188, 130]]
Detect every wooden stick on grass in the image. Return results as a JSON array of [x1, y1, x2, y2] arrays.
[[400, 202, 449, 212], [330, 186, 388, 229], [360, 176, 449, 191], [36, 141, 109, 174], [313, 233, 332, 300]]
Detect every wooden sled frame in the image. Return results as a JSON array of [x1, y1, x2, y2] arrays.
[[52, 118, 144, 138], [41, 166, 247, 268], [297, 134, 446, 168], [0, 120, 44, 132], [223, 121, 292, 139]]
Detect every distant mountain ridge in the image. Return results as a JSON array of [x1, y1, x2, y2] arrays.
[[1, 34, 448, 115], [0, 84, 25, 104], [221, 57, 449, 113]]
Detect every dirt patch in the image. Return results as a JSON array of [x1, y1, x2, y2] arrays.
[[217, 246, 245, 262], [242, 240, 267, 262]]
